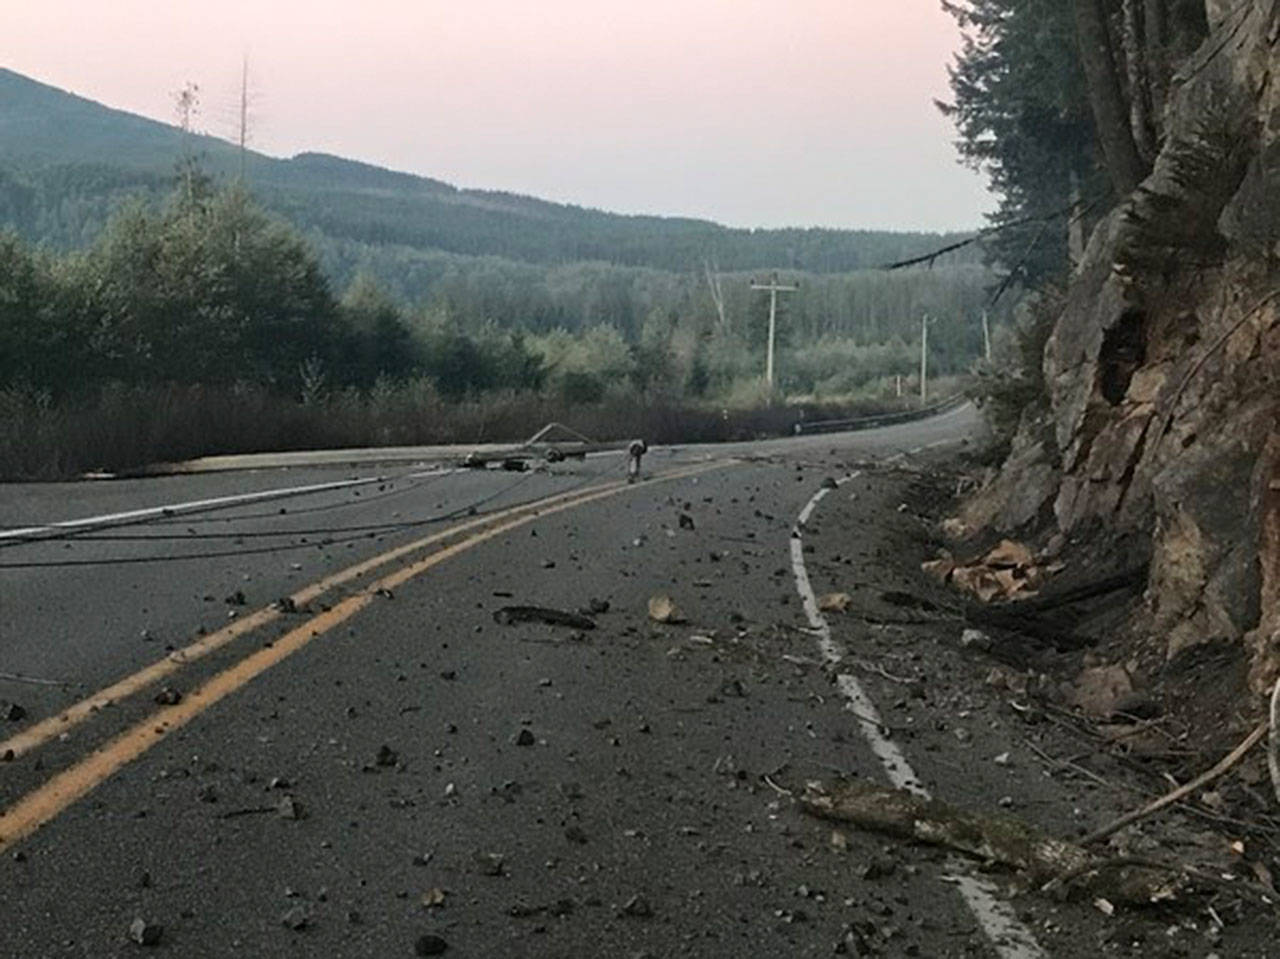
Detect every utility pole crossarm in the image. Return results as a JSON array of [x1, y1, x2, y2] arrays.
[[748, 280, 800, 293]]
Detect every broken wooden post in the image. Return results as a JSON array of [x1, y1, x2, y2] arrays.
[[627, 439, 647, 484]]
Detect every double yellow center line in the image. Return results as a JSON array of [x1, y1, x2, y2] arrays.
[[0, 460, 731, 852]]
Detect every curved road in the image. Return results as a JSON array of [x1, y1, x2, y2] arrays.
[[0, 406, 1267, 957]]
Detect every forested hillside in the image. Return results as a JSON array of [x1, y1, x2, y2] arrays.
[[0, 66, 1000, 477], [0, 68, 977, 275]]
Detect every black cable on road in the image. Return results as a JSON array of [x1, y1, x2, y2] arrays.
[[0, 455, 629, 570]]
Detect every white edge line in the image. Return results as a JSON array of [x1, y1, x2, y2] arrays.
[[791, 472, 1047, 959]]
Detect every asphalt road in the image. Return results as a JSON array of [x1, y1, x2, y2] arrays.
[[0, 406, 1272, 958]]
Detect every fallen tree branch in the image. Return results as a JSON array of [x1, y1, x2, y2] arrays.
[[492, 606, 597, 630], [1270, 678, 1280, 807], [848, 658, 917, 685], [800, 781, 1183, 904], [1084, 720, 1268, 845], [802, 782, 1093, 880], [879, 193, 1104, 271]]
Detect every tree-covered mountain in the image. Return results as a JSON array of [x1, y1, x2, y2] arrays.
[[0, 67, 978, 275]]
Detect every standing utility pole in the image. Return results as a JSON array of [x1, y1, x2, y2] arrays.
[[750, 273, 798, 390], [238, 55, 250, 181], [920, 314, 930, 404], [982, 310, 992, 362]]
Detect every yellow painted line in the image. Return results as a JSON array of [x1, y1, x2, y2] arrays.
[[0, 472, 641, 762], [0, 460, 730, 852]]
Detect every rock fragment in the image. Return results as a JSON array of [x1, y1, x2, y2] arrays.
[[647, 595, 686, 624], [414, 933, 449, 956], [421, 887, 446, 909], [277, 795, 304, 820], [620, 895, 653, 918], [817, 593, 853, 613], [128, 918, 163, 946]]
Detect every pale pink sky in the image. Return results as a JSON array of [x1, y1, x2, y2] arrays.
[[3, 0, 992, 231]]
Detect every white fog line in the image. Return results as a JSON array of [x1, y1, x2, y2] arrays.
[[1, 475, 396, 543], [790, 473, 1046, 959]]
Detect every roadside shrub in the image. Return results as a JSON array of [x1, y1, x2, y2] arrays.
[[968, 284, 1061, 449]]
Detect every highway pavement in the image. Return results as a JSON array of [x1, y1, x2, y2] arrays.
[[1, 406, 1271, 957]]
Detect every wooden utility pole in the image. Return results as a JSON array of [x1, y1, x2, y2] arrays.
[[982, 310, 992, 362], [238, 55, 249, 180], [174, 81, 199, 206], [920, 314, 930, 404], [750, 272, 798, 390], [703, 258, 728, 333]]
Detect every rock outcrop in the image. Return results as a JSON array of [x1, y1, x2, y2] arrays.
[[974, 2, 1280, 694]]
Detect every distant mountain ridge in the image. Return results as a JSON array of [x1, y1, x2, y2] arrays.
[[0, 67, 975, 274]]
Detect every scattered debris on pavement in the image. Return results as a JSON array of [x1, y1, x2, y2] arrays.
[[817, 592, 853, 613], [421, 887, 446, 909], [647, 595, 687, 624], [414, 933, 449, 955], [127, 918, 163, 947]]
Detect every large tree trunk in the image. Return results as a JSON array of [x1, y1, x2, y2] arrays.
[[1143, 0, 1168, 138], [1073, 0, 1150, 195], [1122, 0, 1158, 162]]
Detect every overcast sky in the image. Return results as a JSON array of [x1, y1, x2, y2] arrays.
[[4, 0, 993, 232]]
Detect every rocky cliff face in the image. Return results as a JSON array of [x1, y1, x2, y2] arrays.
[[974, 2, 1280, 696]]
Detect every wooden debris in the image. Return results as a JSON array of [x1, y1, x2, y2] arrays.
[[817, 592, 853, 613], [1085, 720, 1269, 845], [926, 538, 1054, 604], [800, 780, 1185, 905], [1270, 678, 1280, 807], [493, 606, 597, 629]]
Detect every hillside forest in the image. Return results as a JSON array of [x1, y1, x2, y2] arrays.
[[0, 68, 1007, 477]]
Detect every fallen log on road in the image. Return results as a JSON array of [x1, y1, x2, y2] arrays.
[[800, 781, 1184, 906]]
